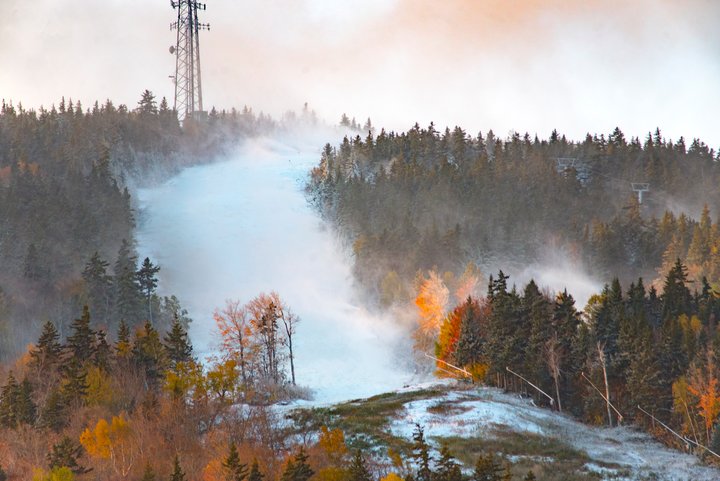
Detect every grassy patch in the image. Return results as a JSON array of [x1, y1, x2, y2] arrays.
[[435, 430, 621, 481], [288, 387, 629, 480], [287, 388, 443, 450]]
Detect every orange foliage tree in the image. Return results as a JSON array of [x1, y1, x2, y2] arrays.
[[414, 271, 449, 352], [215, 300, 253, 386], [688, 350, 720, 443]]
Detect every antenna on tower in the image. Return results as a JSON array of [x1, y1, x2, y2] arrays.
[[170, 0, 210, 122], [631, 183, 650, 204]]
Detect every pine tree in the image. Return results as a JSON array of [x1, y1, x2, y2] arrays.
[[114, 239, 142, 324], [434, 446, 462, 481], [16, 377, 36, 425], [169, 455, 187, 481], [248, 459, 264, 481], [0, 374, 34, 427], [164, 317, 193, 366], [348, 451, 372, 481], [141, 462, 157, 481], [281, 448, 313, 481], [0, 372, 19, 427], [39, 387, 67, 431], [116, 320, 132, 359], [223, 442, 248, 481], [30, 321, 63, 372], [662, 259, 691, 321], [94, 330, 111, 371], [411, 424, 433, 481], [47, 436, 91, 475], [67, 305, 95, 363], [82, 252, 113, 325], [472, 453, 503, 481], [132, 321, 167, 388], [61, 358, 89, 406], [137, 90, 158, 115], [454, 297, 484, 368], [137, 257, 160, 324]]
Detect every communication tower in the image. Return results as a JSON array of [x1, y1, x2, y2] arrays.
[[170, 0, 210, 121]]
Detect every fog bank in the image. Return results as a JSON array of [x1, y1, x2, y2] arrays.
[[135, 135, 416, 403]]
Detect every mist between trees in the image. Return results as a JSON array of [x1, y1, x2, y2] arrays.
[[0, 92, 320, 360], [307, 124, 720, 309]]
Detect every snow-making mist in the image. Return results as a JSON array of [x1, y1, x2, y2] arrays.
[[135, 135, 416, 403]]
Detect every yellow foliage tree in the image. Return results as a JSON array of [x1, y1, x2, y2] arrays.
[[206, 358, 240, 404], [85, 366, 114, 407], [164, 360, 205, 402], [32, 467, 75, 481], [317, 426, 348, 465], [80, 414, 137, 478], [380, 473, 403, 481]]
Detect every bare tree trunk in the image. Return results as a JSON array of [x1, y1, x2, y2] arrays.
[[546, 333, 564, 413], [288, 334, 295, 385], [597, 342, 613, 427]]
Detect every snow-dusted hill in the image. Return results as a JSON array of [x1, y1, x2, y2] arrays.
[[387, 385, 720, 481]]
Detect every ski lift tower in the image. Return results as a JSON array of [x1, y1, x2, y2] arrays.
[[555, 157, 577, 173], [170, 0, 210, 122], [631, 183, 650, 204]]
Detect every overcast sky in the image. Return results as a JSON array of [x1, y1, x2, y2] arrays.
[[2, 0, 719, 146]]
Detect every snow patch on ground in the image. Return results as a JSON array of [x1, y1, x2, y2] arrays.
[[389, 386, 720, 481]]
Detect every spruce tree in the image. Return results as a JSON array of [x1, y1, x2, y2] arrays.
[[94, 330, 111, 371], [132, 321, 167, 388], [67, 305, 95, 362], [164, 317, 193, 367], [472, 453, 503, 481], [114, 239, 142, 325], [0, 372, 19, 427], [82, 252, 113, 324], [47, 436, 90, 475], [39, 387, 67, 431], [223, 442, 248, 481], [281, 448, 313, 481], [662, 259, 691, 321], [137, 257, 160, 324], [169, 455, 187, 481], [116, 320, 132, 359], [411, 424, 433, 481], [16, 377, 36, 426], [348, 451, 372, 481], [434, 446, 462, 481], [248, 459, 264, 481], [30, 321, 62, 372], [141, 462, 157, 481], [454, 297, 484, 368], [61, 358, 89, 406]]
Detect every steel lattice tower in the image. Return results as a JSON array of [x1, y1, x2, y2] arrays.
[[170, 0, 209, 121]]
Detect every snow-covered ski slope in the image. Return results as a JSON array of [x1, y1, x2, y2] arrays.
[[136, 134, 416, 403]]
